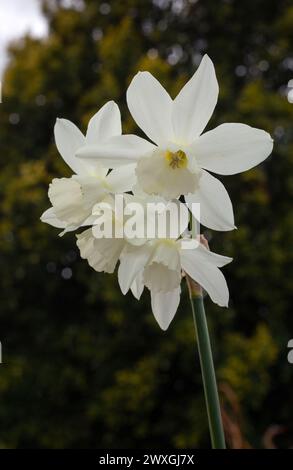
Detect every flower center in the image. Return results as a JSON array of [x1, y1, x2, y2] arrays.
[[164, 150, 187, 169]]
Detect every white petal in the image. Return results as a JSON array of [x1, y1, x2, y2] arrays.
[[144, 263, 181, 293], [155, 199, 190, 239], [41, 208, 96, 236], [143, 241, 181, 293], [85, 101, 122, 177], [48, 177, 87, 225], [106, 164, 137, 193], [54, 118, 86, 174], [126, 71, 174, 145], [195, 123, 274, 175], [40, 207, 66, 228], [59, 215, 97, 235], [76, 135, 155, 167], [185, 170, 235, 231], [90, 237, 125, 271], [118, 244, 152, 295], [195, 244, 232, 267], [148, 240, 181, 271], [80, 214, 98, 227], [172, 55, 218, 143], [179, 240, 232, 267], [136, 149, 198, 199], [180, 250, 229, 307], [150, 286, 181, 330], [130, 272, 145, 300], [86, 101, 121, 144], [77, 229, 124, 273], [75, 175, 107, 208]]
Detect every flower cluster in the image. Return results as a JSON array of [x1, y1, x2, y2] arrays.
[[41, 55, 273, 330]]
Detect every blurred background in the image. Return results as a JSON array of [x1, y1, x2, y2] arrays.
[[0, 0, 292, 449]]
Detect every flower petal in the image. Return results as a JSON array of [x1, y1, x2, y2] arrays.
[[144, 263, 181, 293], [195, 123, 273, 175], [76, 135, 155, 167], [86, 101, 121, 144], [185, 170, 235, 231], [150, 286, 181, 330], [48, 177, 87, 225], [41, 208, 96, 236], [180, 250, 229, 307], [40, 207, 66, 228], [127, 71, 174, 145], [172, 55, 218, 143], [77, 229, 124, 274], [136, 149, 198, 199], [54, 118, 86, 174], [106, 164, 137, 193], [48, 176, 106, 227], [179, 240, 232, 267], [143, 241, 181, 293], [194, 244, 233, 267], [130, 272, 145, 300], [118, 244, 152, 295]]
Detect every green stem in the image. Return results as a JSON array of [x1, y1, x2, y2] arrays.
[[187, 281, 226, 449]]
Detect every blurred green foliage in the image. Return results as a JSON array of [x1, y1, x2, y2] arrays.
[[0, 0, 292, 449]]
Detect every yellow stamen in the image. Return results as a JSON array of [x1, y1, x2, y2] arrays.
[[165, 150, 187, 169]]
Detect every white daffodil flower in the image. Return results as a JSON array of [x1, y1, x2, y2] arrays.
[[77, 55, 273, 231], [41, 101, 136, 234], [118, 239, 232, 330]]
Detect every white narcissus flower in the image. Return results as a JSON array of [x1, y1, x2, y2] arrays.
[[118, 238, 232, 330], [77, 55, 273, 231], [41, 101, 136, 234], [41, 57, 275, 333]]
